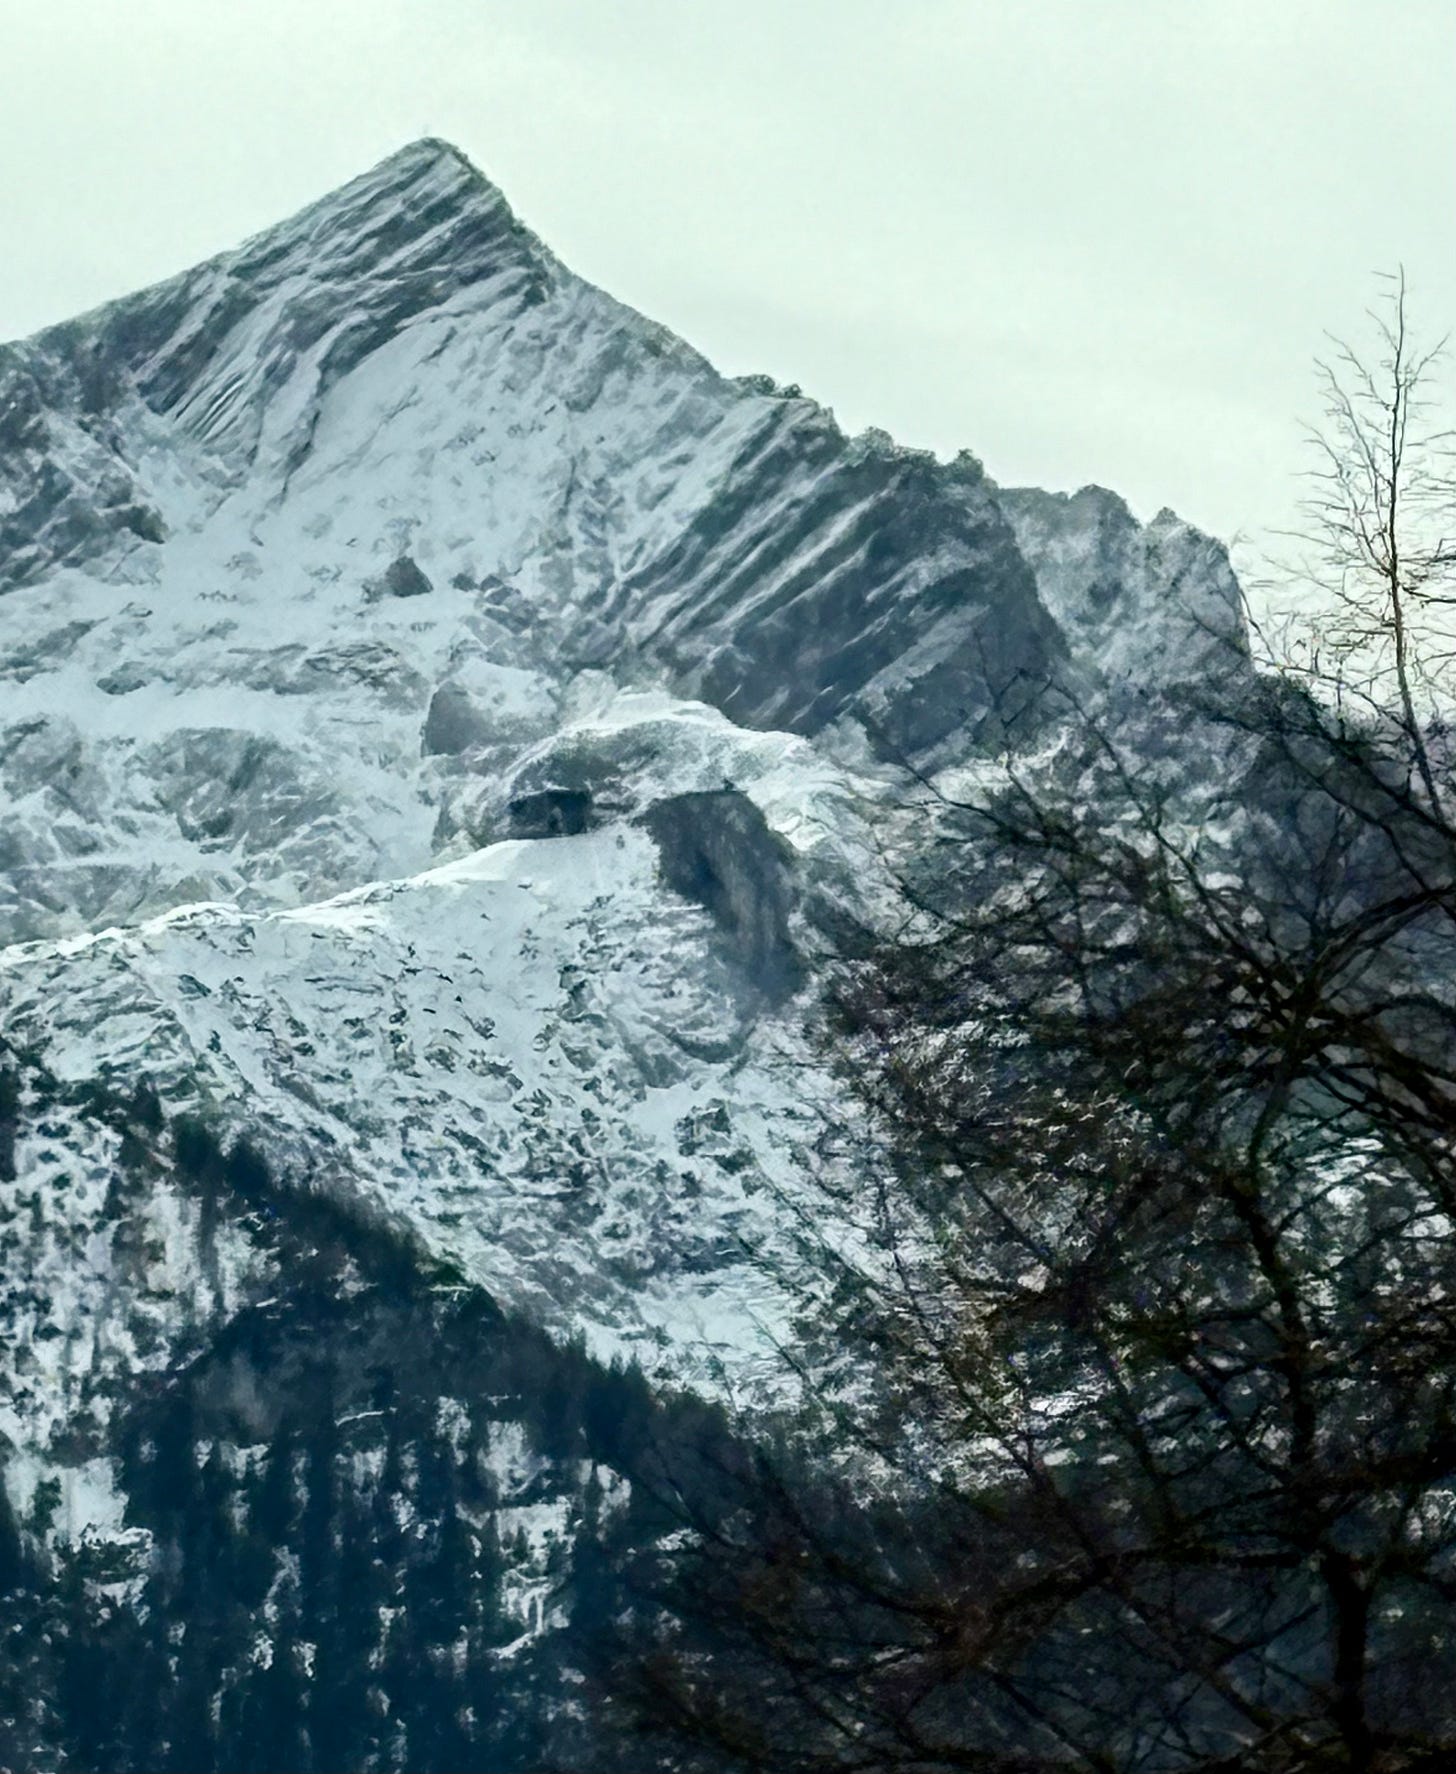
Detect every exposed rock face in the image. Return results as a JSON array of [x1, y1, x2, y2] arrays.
[[0, 140, 1257, 1769], [642, 790, 802, 1001], [0, 344, 167, 593], [998, 483, 1247, 689], [369, 552, 434, 600], [622, 427, 1061, 751], [422, 682, 494, 756], [507, 787, 594, 838]]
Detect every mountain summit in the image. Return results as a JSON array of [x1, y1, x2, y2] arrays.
[[0, 142, 1251, 1770]]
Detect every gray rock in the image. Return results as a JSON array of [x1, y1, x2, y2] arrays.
[[377, 554, 433, 599], [508, 788, 594, 838], [997, 483, 1248, 690], [422, 683, 491, 755], [641, 789, 802, 1001]]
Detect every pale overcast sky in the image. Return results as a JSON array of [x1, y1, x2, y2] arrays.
[[3, 0, 1454, 552]]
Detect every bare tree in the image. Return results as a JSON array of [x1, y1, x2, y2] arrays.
[[620, 291, 1456, 1774], [620, 700, 1456, 1771], [1261, 269, 1456, 814]]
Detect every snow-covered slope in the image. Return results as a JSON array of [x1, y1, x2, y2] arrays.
[[0, 139, 1244, 944], [0, 140, 1249, 1565], [0, 699, 877, 1376]]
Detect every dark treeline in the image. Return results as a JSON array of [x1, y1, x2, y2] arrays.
[[0, 1087, 747, 1773]]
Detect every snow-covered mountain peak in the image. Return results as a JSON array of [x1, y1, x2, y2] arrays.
[[0, 141, 1255, 948], [203, 133, 536, 296], [34, 137, 548, 485], [0, 145, 1259, 1571]]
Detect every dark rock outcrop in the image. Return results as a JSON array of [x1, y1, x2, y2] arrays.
[[371, 553, 433, 600], [622, 424, 1063, 755], [422, 683, 492, 756], [641, 790, 801, 1000], [508, 787, 594, 838]]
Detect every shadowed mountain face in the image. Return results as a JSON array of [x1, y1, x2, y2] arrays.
[[0, 142, 1254, 1770]]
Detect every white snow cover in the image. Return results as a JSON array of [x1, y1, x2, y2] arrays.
[[0, 139, 1244, 1538], [1, 814, 854, 1371]]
